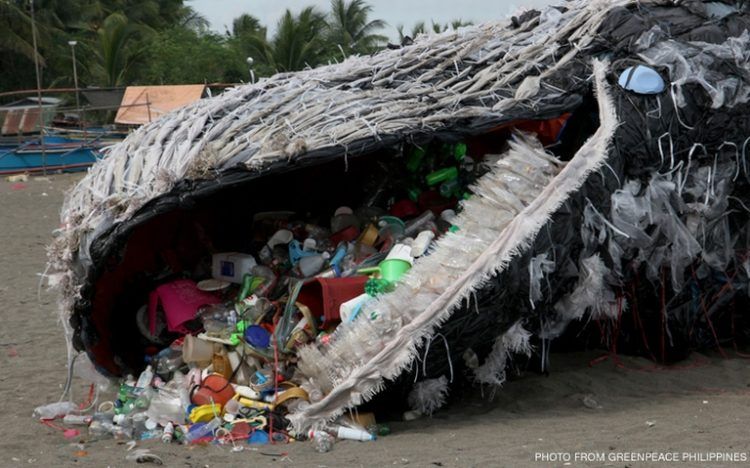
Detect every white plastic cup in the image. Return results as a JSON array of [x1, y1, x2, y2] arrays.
[[385, 243, 414, 265], [340, 293, 370, 323]]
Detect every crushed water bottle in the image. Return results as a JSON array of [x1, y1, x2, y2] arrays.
[[309, 430, 334, 453]]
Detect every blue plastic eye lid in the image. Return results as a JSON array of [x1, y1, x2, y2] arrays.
[[618, 65, 666, 95]]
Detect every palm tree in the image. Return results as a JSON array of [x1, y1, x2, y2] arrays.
[[227, 13, 269, 77], [248, 7, 328, 73], [91, 12, 148, 86], [232, 13, 264, 38], [327, 0, 386, 57], [176, 5, 209, 31], [0, 1, 44, 64]]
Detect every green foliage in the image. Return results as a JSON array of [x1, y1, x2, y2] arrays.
[[0, 0, 474, 94], [245, 7, 329, 73], [138, 27, 242, 84], [0, 1, 40, 62], [90, 12, 149, 86]]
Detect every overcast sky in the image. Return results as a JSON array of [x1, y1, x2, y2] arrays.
[[189, 0, 557, 38]]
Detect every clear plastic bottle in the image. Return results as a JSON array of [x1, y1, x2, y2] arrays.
[[88, 420, 115, 438], [62, 414, 91, 425], [162, 422, 174, 443], [147, 376, 187, 425], [197, 303, 234, 334], [154, 345, 184, 376], [309, 430, 334, 453], [298, 252, 330, 277], [404, 211, 436, 237], [135, 365, 154, 389], [410, 231, 435, 257], [32, 401, 78, 419], [183, 417, 221, 444]]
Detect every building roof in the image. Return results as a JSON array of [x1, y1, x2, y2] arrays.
[[114, 84, 205, 125]]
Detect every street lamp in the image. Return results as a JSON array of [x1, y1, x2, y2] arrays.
[[68, 40, 81, 128], [246, 56, 255, 84]]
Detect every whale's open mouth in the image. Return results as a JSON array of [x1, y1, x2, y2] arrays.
[[62, 57, 612, 431]]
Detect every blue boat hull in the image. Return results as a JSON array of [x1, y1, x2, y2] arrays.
[[0, 147, 102, 174], [0, 136, 109, 174]]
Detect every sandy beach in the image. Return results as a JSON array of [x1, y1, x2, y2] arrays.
[[2, 173, 750, 468]]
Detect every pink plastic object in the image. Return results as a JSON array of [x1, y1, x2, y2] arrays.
[[148, 279, 221, 335]]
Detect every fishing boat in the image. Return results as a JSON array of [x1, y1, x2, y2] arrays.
[[0, 84, 211, 174], [0, 135, 108, 175]]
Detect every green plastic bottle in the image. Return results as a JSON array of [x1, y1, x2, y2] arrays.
[[425, 167, 458, 186]]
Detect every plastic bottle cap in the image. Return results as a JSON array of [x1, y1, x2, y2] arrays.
[[244, 325, 271, 349]]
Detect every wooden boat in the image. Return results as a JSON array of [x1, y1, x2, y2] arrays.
[[0, 135, 109, 175]]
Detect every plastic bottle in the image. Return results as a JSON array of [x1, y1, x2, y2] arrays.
[[439, 178, 461, 198], [62, 414, 91, 426], [131, 411, 150, 439], [404, 211, 436, 237], [154, 346, 183, 376], [88, 420, 115, 438], [136, 365, 154, 389], [298, 252, 330, 277], [139, 429, 162, 441], [309, 430, 334, 453], [212, 347, 232, 379], [162, 422, 174, 443], [134, 388, 152, 410], [32, 401, 78, 419], [233, 384, 260, 401], [147, 375, 187, 425], [426, 166, 458, 186], [411, 230, 435, 257], [332, 425, 375, 441], [183, 417, 221, 444]]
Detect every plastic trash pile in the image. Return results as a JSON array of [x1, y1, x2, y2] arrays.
[[35, 141, 482, 451]]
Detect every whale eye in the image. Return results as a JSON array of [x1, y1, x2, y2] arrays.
[[617, 65, 666, 94]]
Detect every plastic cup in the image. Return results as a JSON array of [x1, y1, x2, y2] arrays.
[[182, 335, 214, 365], [385, 243, 413, 264], [379, 259, 411, 282]]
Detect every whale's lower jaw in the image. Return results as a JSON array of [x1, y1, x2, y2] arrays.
[[288, 60, 618, 432]]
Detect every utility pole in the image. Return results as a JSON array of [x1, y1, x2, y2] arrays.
[[30, 0, 46, 174], [68, 41, 81, 129]]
